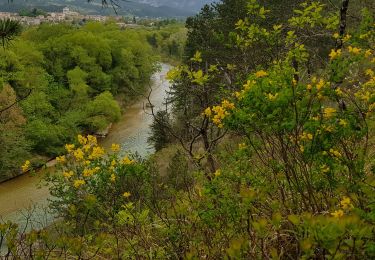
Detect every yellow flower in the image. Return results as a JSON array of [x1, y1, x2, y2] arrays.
[[340, 196, 353, 210], [111, 160, 117, 167], [22, 160, 31, 173], [348, 46, 361, 55], [111, 143, 120, 152], [360, 91, 371, 102], [306, 84, 312, 91], [212, 105, 226, 118], [238, 143, 247, 150], [78, 135, 87, 145], [365, 49, 372, 58], [331, 209, 344, 218], [316, 79, 325, 90], [366, 69, 374, 77], [329, 148, 342, 158], [212, 117, 221, 125], [243, 80, 255, 91], [121, 156, 134, 165], [243, 80, 253, 91], [83, 144, 91, 152], [110, 173, 116, 182], [65, 144, 75, 153], [234, 91, 242, 99], [323, 107, 336, 118], [87, 135, 97, 145], [210, 104, 231, 127], [90, 146, 105, 160], [335, 88, 343, 96], [56, 155, 66, 164], [123, 192, 131, 198], [329, 49, 341, 60], [255, 70, 268, 78], [299, 145, 305, 153], [203, 107, 212, 117], [63, 171, 74, 179], [266, 93, 279, 101], [320, 164, 330, 173], [73, 179, 86, 188], [301, 132, 313, 141], [333, 32, 339, 39], [83, 168, 95, 178], [339, 119, 348, 127], [343, 34, 351, 42], [221, 100, 235, 110], [73, 148, 84, 161], [214, 170, 221, 177], [351, 47, 360, 54]]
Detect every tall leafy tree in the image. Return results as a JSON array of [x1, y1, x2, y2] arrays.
[[0, 85, 30, 180]]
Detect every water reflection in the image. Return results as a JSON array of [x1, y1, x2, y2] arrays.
[[101, 63, 171, 156]]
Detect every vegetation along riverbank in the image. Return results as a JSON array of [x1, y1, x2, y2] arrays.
[[0, 19, 185, 183], [1, 0, 375, 258]]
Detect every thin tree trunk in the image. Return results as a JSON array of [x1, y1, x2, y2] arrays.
[[336, 0, 350, 50]]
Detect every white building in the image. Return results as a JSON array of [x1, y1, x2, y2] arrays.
[[0, 12, 11, 19], [63, 7, 80, 18], [62, 7, 70, 15]]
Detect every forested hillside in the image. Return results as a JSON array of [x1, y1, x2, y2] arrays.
[[0, 21, 185, 181], [1, 0, 375, 259], [137, 0, 215, 12], [0, 0, 211, 17]]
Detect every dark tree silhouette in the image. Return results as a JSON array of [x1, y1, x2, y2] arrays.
[[0, 18, 21, 48]]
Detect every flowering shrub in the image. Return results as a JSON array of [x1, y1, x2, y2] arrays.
[[47, 135, 147, 233], [218, 47, 375, 257], [195, 5, 375, 258]]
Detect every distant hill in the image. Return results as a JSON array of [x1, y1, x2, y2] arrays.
[[136, 0, 215, 12], [0, 0, 216, 18]]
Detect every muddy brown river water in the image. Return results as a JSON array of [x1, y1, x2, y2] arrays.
[[0, 63, 172, 225]]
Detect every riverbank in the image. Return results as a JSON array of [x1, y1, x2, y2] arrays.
[[0, 63, 172, 223]]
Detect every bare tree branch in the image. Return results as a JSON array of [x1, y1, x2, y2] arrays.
[[0, 89, 32, 115]]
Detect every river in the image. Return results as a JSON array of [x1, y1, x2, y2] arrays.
[[0, 63, 172, 226]]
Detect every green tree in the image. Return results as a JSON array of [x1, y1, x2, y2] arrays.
[[84, 91, 121, 132], [148, 110, 173, 151], [0, 85, 30, 180]]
